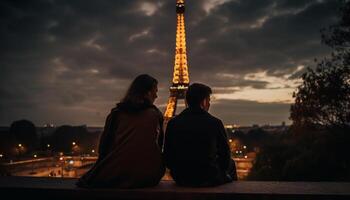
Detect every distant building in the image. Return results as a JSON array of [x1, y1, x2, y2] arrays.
[[252, 124, 259, 128], [225, 124, 289, 135], [87, 127, 103, 134]]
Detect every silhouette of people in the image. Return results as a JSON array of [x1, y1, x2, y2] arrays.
[[164, 83, 237, 187], [77, 74, 165, 188]]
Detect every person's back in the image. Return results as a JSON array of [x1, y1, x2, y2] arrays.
[[77, 74, 165, 188], [164, 83, 237, 186]]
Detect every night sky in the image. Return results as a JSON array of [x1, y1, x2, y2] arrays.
[[0, 0, 341, 126]]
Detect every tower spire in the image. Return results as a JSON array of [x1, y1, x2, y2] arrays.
[[164, 0, 190, 124]]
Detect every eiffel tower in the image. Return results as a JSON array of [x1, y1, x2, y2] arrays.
[[164, 0, 190, 125]]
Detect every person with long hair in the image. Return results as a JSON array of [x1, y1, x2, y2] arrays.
[[77, 74, 165, 188]]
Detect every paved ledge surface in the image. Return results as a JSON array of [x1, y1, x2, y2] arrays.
[[1, 176, 350, 200]]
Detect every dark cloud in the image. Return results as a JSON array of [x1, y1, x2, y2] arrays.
[[188, 0, 339, 79], [0, 0, 342, 126]]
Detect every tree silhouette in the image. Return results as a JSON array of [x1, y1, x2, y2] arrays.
[[50, 125, 99, 154], [10, 119, 38, 152], [249, 1, 350, 181], [290, 0, 350, 127]]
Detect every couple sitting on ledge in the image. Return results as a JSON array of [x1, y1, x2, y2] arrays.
[[76, 74, 237, 189]]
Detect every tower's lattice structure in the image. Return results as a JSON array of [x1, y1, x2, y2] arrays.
[[164, 0, 190, 124]]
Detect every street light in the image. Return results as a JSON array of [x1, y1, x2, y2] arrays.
[[17, 144, 25, 159], [59, 157, 64, 178], [68, 160, 76, 177], [46, 144, 52, 157], [72, 142, 80, 155], [30, 154, 38, 174]]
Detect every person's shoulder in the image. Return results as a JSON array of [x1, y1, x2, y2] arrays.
[[167, 115, 178, 126], [145, 105, 163, 117], [107, 106, 121, 119], [167, 114, 184, 128], [168, 109, 188, 122], [147, 105, 161, 112], [206, 112, 224, 126]]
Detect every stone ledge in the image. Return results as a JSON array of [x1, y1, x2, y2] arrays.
[[0, 176, 350, 200]]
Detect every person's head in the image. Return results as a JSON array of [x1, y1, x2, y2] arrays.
[[185, 83, 212, 111], [121, 74, 158, 105]]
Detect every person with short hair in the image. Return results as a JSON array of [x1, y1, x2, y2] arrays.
[[77, 74, 165, 188], [164, 83, 237, 186]]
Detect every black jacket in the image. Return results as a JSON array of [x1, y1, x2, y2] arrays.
[[164, 107, 232, 186]]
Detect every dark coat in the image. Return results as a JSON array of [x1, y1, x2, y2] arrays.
[[77, 103, 165, 188], [164, 107, 235, 186]]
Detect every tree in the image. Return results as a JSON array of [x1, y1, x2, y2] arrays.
[[290, 0, 350, 127], [249, 1, 350, 181], [50, 125, 98, 154], [10, 119, 38, 153]]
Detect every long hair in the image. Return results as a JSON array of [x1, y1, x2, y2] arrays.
[[120, 74, 158, 106]]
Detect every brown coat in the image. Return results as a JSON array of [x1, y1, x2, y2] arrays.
[[77, 104, 165, 188]]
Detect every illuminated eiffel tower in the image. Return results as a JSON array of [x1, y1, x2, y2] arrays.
[[164, 0, 190, 125]]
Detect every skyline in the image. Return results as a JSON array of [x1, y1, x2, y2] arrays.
[[0, 0, 342, 126]]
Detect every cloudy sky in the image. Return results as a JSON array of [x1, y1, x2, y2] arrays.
[[0, 0, 341, 127]]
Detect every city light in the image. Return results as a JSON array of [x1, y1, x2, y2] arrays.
[[72, 142, 76, 146], [47, 144, 50, 148], [0, 154, 3, 158], [91, 149, 95, 153], [59, 157, 63, 161], [18, 144, 22, 147], [33, 154, 37, 158], [244, 155, 248, 159], [69, 160, 74, 165], [229, 139, 233, 143], [243, 145, 247, 149]]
